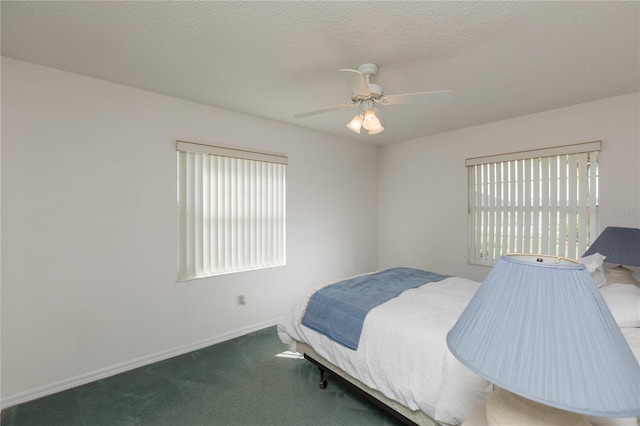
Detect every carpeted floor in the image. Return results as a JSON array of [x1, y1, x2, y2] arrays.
[[1, 326, 405, 426]]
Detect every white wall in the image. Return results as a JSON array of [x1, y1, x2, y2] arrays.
[[0, 57, 379, 405], [379, 93, 640, 282]]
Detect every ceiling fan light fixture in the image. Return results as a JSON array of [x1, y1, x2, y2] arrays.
[[346, 114, 364, 134], [368, 124, 384, 135], [362, 109, 381, 130]]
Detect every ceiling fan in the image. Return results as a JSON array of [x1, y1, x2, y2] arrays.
[[294, 63, 454, 135]]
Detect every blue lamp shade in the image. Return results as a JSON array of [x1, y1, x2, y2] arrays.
[[446, 254, 640, 418], [582, 226, 640, 266]]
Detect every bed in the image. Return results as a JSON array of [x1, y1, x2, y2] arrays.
[[277, 267, 640, 426], [277, 268, 493, 426]]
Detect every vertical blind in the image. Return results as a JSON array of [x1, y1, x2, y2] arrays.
[[466, 141, 600, 266], [177, 141, 287, 280]]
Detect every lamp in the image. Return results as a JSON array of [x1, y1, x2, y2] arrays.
[[582, 226, 640, 285], [367, 123, 384, 135], [447, 254, 640, 425], [346, 114, 364, 134], [346, 102, 384, 135], [362, 109, 381, 130]]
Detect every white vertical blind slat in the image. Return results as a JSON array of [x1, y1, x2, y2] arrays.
[[558, 155, 568, 257], [221, 157, 227, 271], [540, 156, 550, 254], [588, 152, 599, 246], [269, 166, 276, 262], [467, 167, 476, 263], [277, 166, 284, 263], [202, 155, 211, 275], [549, 156, 558, 256], [577, 153, 589, 255], [482, 164, 489, 264], [531, 157, 540, 254], [236, 160, 244, 271], [244, 161, 250, 267], [262, 162, 268, 265], [196, 155, 205, 276], [210, 155, 218, 274], [250, 161, 257, 267], [516, 160, 524, 253], [488, 163, 496, 262], [523, 158, 532, 254], [474, 165, 480, 263], [506, 161, 518, 252], [186, 153, 196, 277], [231, 159, 238, 271], [567, 154, 578, 259], [475, 165, 481, 262], [256, 161, 263, 267], [493, 163, 504, 259], [178, 152, 188, 280]]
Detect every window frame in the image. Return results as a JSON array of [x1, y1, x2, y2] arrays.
[[176, 140, 287, 281]]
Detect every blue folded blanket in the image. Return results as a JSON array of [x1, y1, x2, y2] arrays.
[[301, 267, 450, 350]]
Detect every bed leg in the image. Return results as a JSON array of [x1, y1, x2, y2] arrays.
[[318, 367, 328, 389]]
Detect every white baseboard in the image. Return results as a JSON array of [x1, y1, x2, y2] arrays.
[[0, 318, 282, 410]]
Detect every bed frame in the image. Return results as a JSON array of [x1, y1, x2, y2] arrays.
[[295, 340, 440, 426]]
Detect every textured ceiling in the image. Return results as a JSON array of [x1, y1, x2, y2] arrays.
[[2, 1, 639, 146]]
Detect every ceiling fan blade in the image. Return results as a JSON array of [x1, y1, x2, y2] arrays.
[[379, 90, 455, 105], [339, 69, 371, 98], [294, 102, 357, 119]]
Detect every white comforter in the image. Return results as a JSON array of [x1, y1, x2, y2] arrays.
[[277, 276, 493, 426]]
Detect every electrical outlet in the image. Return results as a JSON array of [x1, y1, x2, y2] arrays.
[[238, 295, 246, 305]]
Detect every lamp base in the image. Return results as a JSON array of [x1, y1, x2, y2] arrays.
[[485, 387, 590, 426], [606, 265, 640, 286]]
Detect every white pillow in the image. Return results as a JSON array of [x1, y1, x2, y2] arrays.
[[581, 253, 608, 288], [599, 284, 640, 328]]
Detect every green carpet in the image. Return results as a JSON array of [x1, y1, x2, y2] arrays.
[[1, 327, 405, 425]]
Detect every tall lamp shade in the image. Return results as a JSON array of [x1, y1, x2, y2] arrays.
[[447, 254, 640, 420], [582, 226, 640, 285]]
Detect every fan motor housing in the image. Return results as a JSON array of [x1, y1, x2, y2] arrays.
[[352, 83, 383, 101], [368, 83, 383, 97]]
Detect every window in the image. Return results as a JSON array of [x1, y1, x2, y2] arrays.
[[177, 141, 287, 280], [467, 141, 600, 266]]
